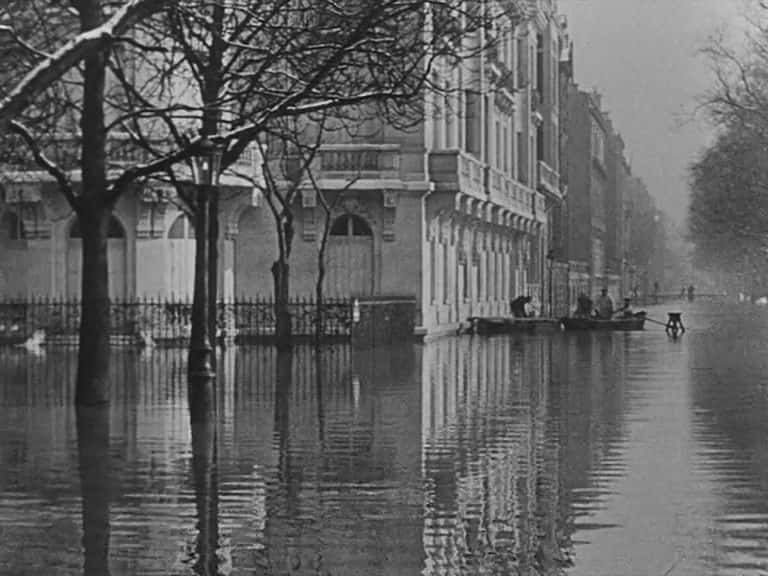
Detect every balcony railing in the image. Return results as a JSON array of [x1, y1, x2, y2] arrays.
[[318, 144, 400, 178], [537, 160, 560, 198], [428, 150, 484, 200]]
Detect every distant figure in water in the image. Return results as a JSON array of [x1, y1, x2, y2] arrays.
[[680, 285, 686, 298], [595, 288, 614, 319], [574, 292, 593, 318], [687, 284, 695, 302], [510, 295, 532, 318], [653, 281, 660, 304]]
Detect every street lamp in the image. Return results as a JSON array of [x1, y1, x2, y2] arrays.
[[188, 137, 222, 380]]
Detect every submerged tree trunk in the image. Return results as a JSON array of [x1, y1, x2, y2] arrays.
[[314, 217, 331, 343], [76, 1, 111, 406], [315, 258, 325, 343], [76, 206, 112, 405], [273, 216, 294, 349], [272, 258, 291, 349]]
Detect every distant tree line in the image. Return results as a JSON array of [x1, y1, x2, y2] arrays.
[[690, 13, 768, 297]]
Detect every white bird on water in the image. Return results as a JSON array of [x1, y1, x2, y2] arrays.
[[17, 329, 45, 354]]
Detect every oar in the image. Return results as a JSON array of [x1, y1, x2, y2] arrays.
[[643, 316, 669, 327]]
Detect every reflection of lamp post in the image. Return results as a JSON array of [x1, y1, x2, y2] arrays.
[[188, 137, 222, 379], [546, 249, 554, 317]]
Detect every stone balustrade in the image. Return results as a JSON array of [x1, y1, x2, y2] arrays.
[[318, 144, 400, 179], [537, 160, 560, 198]]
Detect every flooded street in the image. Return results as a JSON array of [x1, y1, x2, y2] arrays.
[[1, 302, 768, 575]]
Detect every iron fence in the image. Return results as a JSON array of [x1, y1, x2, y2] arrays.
[[0, 296, 353, 346]]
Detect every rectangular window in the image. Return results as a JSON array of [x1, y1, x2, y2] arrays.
[[443, 243, 450, 304], [495, 120, 501, 169], [536, 33, 544, 96], [430, 240, 436, 303], [465, 90, 479, 155], [503, 125, 509, 174]]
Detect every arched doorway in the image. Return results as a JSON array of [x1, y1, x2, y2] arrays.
[[325, 214, 374, 297], [167, 214, 195, 299], [67, 215, 127, 298]]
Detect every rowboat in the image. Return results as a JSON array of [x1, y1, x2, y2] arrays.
[[559, 312, 646, 331]]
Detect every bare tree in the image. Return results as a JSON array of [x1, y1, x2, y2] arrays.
[[0, 0, 168, 128], [118, 0, 500, 353], [1, 0, 505, 399]]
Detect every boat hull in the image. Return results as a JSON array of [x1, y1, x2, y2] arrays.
[[560, 315, 646, 331]]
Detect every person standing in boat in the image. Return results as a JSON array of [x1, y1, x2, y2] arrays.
[[510, 295, 532, 318], [596, 288, 614, 319], [574, 292, 593, 318]]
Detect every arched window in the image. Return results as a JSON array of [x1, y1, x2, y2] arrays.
[[69, 215, 125, 239], [168, 214, 195, 239], [330, 214, 372, 237], [1, 211, 25, 240]]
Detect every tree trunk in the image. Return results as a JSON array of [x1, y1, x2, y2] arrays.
[[208, 189, 219, 362], [76, 207, 112, 405], [188, 187, 214, 378], [315, 257, 325, 344], [272, 258, 291, 349], [76, 0, 110, 406]]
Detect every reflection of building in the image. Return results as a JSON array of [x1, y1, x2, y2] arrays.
[[420, 335, 557, 574]]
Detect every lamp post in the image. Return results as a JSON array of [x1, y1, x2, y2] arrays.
[[188, 137, 222, 379]]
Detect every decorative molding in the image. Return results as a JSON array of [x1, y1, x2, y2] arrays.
[[136, 198, 166, 239], [301, 188, 317, 208], [224, 218, 239, 240], [302, 206, 316, 241], [382, 189, 398, 208], [382, 189, 397, 241], [382, 209, 395, 242]]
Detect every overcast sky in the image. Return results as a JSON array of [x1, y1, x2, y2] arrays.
[[559, 0, 749, 223]]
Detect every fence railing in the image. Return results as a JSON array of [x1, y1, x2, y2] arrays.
[[0, 297, 353, 346]]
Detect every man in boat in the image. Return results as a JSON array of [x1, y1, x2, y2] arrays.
[[615, 297, 634, 318], [510, 295, 532, 318], [595, 288, 614, 319], [574, 292, 593, 318]]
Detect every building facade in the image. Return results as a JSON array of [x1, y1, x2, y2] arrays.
[[0, 1, 569, 338], [565, 88, 609, 302], [232, 0, 568, 336]]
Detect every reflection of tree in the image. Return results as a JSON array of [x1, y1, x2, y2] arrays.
[[188, 376, 219, 576], [76, 403, 112, 576]]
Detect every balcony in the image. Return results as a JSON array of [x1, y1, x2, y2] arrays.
[[318, 144, 400, 180], [428, 150, 485, 200], [537, 160, 561, 200], [487, 166, 535, 219]]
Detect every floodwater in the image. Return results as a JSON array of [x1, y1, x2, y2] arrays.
[[1, 302, 768, 575]]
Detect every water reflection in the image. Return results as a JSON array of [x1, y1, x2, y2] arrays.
[[77, 405, 111, 576], [2, 305, 768, 574]]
